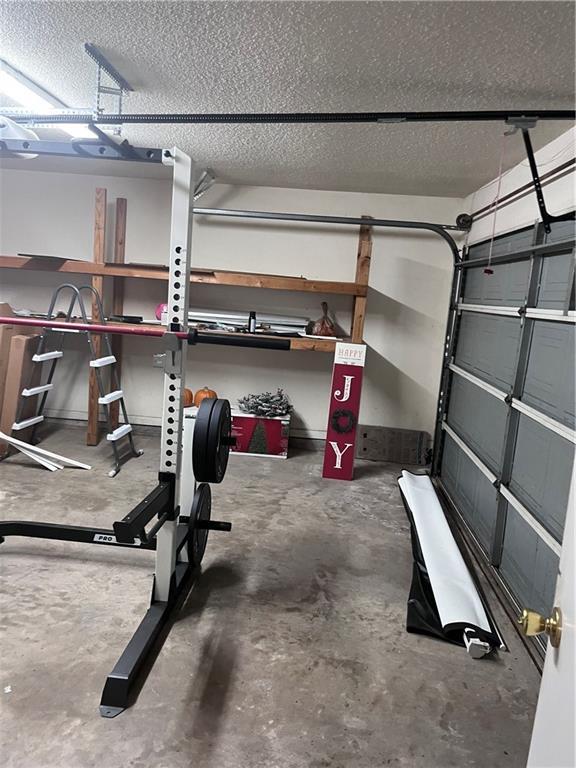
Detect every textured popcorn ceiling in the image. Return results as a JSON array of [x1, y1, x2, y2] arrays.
[[1, 1, 574, 195]]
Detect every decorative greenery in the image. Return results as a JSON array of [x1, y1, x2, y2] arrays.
[[238, 388, 293, 417]]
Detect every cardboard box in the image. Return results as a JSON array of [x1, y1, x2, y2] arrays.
[[0, 334, 41, 458], [0, 304, 41, 415]]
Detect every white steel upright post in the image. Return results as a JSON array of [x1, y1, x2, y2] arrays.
[[154, 147, 194, 602]]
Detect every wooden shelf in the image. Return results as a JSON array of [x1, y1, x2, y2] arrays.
[[2, 189, 373, 446], [0, 255, 366, 297]]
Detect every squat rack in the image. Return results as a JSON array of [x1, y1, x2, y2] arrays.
[[0, 143, 239, 718]]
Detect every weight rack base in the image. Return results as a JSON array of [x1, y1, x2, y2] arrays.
[[100, 559, 194, 718]]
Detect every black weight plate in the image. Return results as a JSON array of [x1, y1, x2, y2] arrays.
[[206, 399, 231, 484], [192, 397, 232, 483], [188, 482, 211, 567], [192, 397, 217, 482]]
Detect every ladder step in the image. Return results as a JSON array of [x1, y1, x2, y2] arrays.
[[32, 351, 63, 362], [22, 383, 54, 397], [107, 424, 132, 441], [90, 355, 116, 368], [98, 390, 123, 405], [12, 415, 44, 430]]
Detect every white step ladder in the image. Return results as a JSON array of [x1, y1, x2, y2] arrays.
[[12, 283, 143, 477]]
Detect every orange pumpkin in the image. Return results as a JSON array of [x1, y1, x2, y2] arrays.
[[183, 388, 194, 408], [194, 386, 217, 407]]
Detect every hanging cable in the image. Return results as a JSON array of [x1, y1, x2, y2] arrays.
[[484, 131, 509, 275]]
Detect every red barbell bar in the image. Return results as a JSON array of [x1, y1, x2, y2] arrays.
[[0, 315, 292, 350], [0, 316, 186, 339]]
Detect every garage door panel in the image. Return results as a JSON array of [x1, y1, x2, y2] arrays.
[[441, 224, 574, 631], [509, 416, 575, 542], [441, 434, 498, 554], [463, 262, 530, 306], [466, 227, 534, 261], [545, 219, 576, 244], [537, 252, 575, 309], [522, 321, 575, 427], [455, 313, 521, 390], [446, 376, 508, 473], [499, 504, 559, 617]]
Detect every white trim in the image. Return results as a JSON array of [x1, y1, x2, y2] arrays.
[[449, 363, 507, 401], [90, 355, 116, 368], [21, 383, 54, 397], [32, 350, 63, 362], [12, 415, 44, 430], [525, 309, 576, 323], [512, 399, 576, 444], [441, 422, 563, 558], [106, 424, 132, 441], [449, 364, 576, 443], [17, 445, 61, 471], [458, 304, 576, 323], [98, 390, 123, 405], [499, 486, 562, 557], [442, 423, 497, 484], [458, 303, 521, 317], [0, 430, 91, 469]]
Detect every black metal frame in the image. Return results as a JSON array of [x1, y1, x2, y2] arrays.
[[0, 474, 199, 716], [0, 138, 163, 163], [4, 109, 575, 125], [84, 43, 134, 93], [99, 558, 191, 717], [0, 520, 157, 549], [521, 128, 576, 234]]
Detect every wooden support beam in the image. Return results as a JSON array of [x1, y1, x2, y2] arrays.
[[87, 188, 107, 446], [110, 198, 127, 430], [350, 217, 373, 343]]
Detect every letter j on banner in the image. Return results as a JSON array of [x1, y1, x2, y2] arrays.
[[322, 342, 366, 480]]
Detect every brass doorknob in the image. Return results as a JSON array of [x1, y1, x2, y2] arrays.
[[518, 607, 562, 648]]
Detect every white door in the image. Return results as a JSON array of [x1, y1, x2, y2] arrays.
[[527, 467, 575, 768]]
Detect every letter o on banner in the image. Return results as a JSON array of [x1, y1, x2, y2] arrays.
[[331, 408, 357, 434]]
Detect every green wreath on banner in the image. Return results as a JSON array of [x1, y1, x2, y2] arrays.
[[331, 409, 356, 434]]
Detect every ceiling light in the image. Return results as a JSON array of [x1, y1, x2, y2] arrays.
[[0, 59, 93, 139]]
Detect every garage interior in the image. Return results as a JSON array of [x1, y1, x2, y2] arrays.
[[0, 3, 574, 768]]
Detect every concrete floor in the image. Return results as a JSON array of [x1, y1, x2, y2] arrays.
[[0, 424, 540, 768]]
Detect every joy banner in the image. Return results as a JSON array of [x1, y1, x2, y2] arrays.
[[322, 342, 366, 480]]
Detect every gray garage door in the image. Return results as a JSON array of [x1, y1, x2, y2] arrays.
[[436, 219, 575, 648]]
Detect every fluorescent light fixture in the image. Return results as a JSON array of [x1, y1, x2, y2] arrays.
[[0, 59, 93, 139]]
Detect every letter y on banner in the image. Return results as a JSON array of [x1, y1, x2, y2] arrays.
[[322, 342, 366, 480]]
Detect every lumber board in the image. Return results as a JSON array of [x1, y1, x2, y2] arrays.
[[351, 218, 373, 343], [88, 188, 106, 446], [110, 197, 127, 430], [0, 255, 367, 296]]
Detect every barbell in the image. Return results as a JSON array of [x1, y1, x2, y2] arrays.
[[0, 316, 291, 350], [0, 315, 238, 485]]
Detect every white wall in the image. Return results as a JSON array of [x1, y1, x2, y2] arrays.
[[0, 164, 463, 438], [464, 127, 575, 243]]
